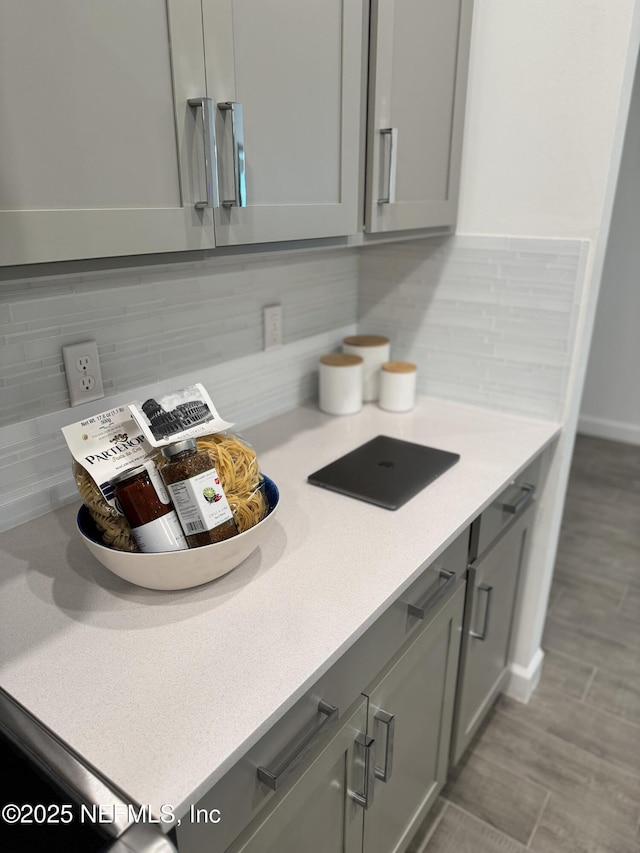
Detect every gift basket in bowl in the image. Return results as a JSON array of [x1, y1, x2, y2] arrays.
[[62, 383, 279, 591]]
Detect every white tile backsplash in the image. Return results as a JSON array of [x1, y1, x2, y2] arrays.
[[0, 234, 588, 530], [358, 235, 588, 421]]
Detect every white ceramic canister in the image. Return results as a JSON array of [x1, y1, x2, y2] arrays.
[[378, 361, 417, 412], [342, 335, 390, 402], [318, 353, 364, 415]]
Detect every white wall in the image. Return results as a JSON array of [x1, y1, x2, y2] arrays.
[[458, 0, 635, 241], [454, 0, 640, 699], [579, 48, 640, 445]]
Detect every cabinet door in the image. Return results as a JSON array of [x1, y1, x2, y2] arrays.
[[365, 0, 473, 234], [363, 584, 464, 853], [0, 0, 214, 266], [451, 509, 530, 765], [226, 699, 368, 853], [201, 0, 363, 246]]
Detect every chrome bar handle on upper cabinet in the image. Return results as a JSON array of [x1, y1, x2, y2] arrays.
[[256, 701, 338, 791], [373, 709, 395, 783], [352, 732, 376, 810], [187, 98, 219, 210], [469, 583, 493, 641], [407, 570, 456, 620], [218, 102, 247, 208], [377, 127, 398, 204]]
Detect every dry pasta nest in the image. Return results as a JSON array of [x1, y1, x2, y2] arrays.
[[72, 460, 139, 552], [195, 433, 267, 533]]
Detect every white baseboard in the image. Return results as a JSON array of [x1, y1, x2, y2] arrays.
[[578, 414, 640, 446], [504, 648, 545, 704]]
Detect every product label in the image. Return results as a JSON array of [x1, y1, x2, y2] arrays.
[[61, 406, 153, 510], [166, 468, 234, 535], [128, 383, 233, 448], [131, 513, 188, 553]]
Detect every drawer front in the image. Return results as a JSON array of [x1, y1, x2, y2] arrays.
[[471, 454, 541, 560], [175, 529, 469, 853], [226, 699, 368, 853]]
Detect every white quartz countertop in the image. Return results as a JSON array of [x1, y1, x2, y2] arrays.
[[0, 397, 559, 820]]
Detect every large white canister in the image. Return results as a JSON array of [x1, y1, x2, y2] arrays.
[[318, 353, 364, 415], [342, 335, 390, 402]]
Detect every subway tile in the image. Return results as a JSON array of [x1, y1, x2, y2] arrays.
[[498, 264, 579, 284], [507, 236, 585, 256], [0, 235, 583, 527]]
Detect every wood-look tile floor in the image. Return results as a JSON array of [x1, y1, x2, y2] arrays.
[[408, 434, 640, 853]]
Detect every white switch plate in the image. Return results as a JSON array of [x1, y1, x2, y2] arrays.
[[263, 304, 283, 350], [63, 340, 105, 406]]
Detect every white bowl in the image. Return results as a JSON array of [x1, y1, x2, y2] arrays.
[[77, 476, 280, 591]]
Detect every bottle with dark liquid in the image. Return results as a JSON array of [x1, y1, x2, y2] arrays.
[[111, 463, 187, 553]]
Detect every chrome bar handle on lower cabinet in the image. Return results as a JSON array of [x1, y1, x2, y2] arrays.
[[352, 733, 376, 810], [407, 570, 456, 620], [377, 127, 398, 204], [500, 483, 535, 515], [187, 98, 219, 210], [218, 101, 247, 208], [256, 701, 338, 791], [469, 583, 493, 641], [373, 709, 395, 783]]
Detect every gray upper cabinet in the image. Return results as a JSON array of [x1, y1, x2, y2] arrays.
[[365, 0, 474, 234], [0, 0, 215, 266], [1, 0, 471, 265], [201, 0, 364, 246], [0, 0, 363, 267]]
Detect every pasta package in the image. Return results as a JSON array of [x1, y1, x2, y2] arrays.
[[128, 384, 267, 534], [196, 432, 266, 533], [62, 384, 268, 554], [62, 406, 155, 552]]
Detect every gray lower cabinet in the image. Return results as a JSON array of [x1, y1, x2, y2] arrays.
[[174, 531, 468, 853], [226, 698, 368, 853], [224, 582, 465, 853], [451, 483, 536, 765], [362, 583, 465, 853]]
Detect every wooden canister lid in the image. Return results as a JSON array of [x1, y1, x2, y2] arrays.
[[343, 335, 390, 348], [320, 353, 363, 367], [381, 361, 417, 373]]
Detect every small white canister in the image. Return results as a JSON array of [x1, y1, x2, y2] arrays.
[[379, 361, 417, 412], [319, 353, 364, 415], [342, 335, 390, 402]]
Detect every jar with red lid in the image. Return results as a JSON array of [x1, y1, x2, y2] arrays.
[[111, 462, 187, 553]]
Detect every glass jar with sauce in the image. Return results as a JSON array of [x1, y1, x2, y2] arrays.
[[111, 462, 188, 553], [159, 438, 238, 548]]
